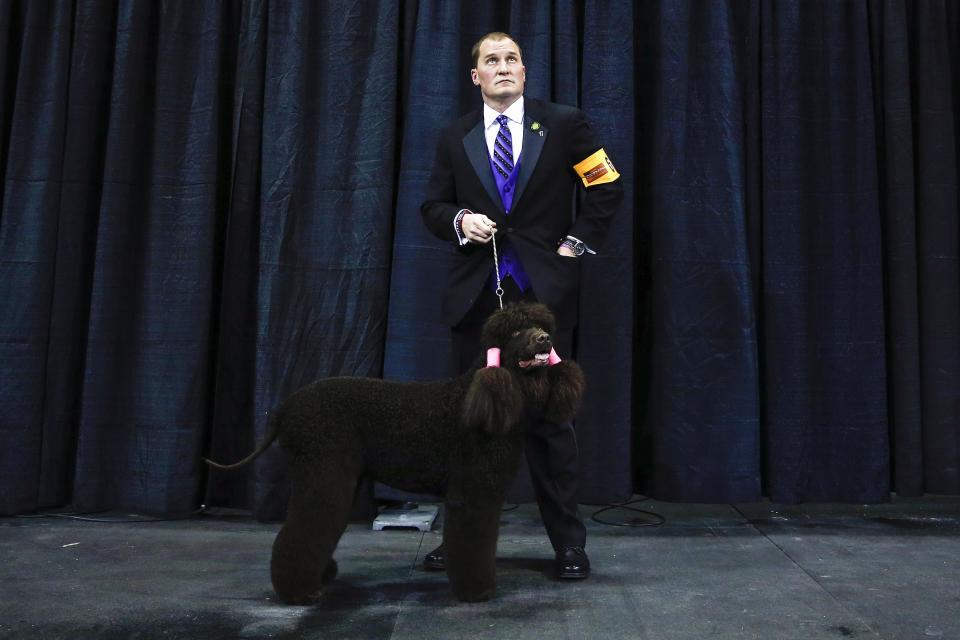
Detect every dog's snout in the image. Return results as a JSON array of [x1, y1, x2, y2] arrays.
[[536, 332, 550, 344]]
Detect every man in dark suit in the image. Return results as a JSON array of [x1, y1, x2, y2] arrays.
[[420, 32, 623, 580]]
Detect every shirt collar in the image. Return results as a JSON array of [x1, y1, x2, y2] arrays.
[[483, 96, 525, 129]]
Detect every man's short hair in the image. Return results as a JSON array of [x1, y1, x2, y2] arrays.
[[471, 32, 523, 67]]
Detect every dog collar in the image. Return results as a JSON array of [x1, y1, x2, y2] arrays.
[[486, 347, 561, 368]]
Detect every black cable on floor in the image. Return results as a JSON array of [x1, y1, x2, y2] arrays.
[[500, 497, 666, 526], [588, 497, 665, 527], [15, 506, 213, 524]]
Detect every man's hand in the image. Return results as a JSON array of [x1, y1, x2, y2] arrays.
[[557, 244, 578, 257], [462, 212, 497, 244]]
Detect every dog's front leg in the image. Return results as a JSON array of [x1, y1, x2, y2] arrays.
[[442, 495, 503, 603]]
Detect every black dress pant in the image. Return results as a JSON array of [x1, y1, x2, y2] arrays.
[[452, 277, 587, 552]]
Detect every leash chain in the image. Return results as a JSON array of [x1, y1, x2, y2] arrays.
[[491, 231, 504, 309]]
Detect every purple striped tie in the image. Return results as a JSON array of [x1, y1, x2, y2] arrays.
[[492, 114, 514, 179]]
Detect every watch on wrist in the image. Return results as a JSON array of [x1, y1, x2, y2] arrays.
[[561, 238, 586, 256]]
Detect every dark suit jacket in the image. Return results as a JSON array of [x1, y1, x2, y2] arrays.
[[421, 97, 624, 328]]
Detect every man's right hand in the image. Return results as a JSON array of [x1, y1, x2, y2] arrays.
[[461, 212, 497, 244]]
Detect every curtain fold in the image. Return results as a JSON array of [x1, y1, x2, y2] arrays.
[[0, 0, 75, 514], [574, 0, 635, 502], [0, 0, 958, 517], [641, 0, 762, 502], [210, 1, 400, 519], [870, 0, 960, 496], [70, 1, 233, 513], [757, 1, 891, 503]]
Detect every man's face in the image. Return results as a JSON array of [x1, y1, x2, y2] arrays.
[[471, 38, 525, 107]]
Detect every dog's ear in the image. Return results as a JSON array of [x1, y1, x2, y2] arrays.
[[479, 307, 516, 350], [462, 367, 524, 435], [543, 360, 586, 424]]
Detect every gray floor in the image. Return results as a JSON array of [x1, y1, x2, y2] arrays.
[[2, 496, 958, 639]]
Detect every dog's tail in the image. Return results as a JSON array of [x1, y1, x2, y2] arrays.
[[203, 411, 282, 471]]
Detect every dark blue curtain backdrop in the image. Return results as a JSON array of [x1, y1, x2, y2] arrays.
[[0, 0, 957, 517]]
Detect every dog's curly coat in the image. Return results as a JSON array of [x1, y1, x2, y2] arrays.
[[206, 302, 585, 603]]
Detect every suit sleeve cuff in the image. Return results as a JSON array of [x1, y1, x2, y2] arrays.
[[454, 210, 469, 245]]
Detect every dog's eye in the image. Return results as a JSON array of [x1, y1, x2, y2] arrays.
[[511, 331, 521, 337]]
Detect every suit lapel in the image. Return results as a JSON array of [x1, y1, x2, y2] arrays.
[[461, 118, 503, 214], [514, 109, 547, 209]]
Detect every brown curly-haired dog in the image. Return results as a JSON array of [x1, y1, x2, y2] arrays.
[[205, 302, 585, 603]]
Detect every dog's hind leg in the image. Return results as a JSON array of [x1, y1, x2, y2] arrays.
[[270, 461, 357, 605]]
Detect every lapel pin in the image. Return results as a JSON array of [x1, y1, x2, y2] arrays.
[[531, 121, 540, 130]]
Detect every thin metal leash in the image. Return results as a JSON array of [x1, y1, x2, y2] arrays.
[[491, 231, 504, 309]]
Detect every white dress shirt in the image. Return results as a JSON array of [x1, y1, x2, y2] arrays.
[[483, 96, 524, 165]]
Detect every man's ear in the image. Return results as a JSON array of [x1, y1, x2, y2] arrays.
[[471, 69, 480, 85]]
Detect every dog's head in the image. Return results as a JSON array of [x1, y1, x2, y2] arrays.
[[462, 303, 584, 436], [480, 302, 557, 373]]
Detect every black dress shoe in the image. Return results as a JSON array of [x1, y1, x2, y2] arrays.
[[556, 546, 590, 579], [424, 544, 445, 570]]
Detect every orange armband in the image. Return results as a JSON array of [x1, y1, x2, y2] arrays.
[[572, 148, 621, 187]]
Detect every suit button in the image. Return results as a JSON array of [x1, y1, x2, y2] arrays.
[[506, 227, 514, 233]]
